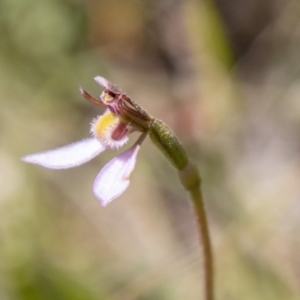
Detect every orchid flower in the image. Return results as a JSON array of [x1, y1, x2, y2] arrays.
[[22, 76, 152, 206], [22, 77, 215, 299]]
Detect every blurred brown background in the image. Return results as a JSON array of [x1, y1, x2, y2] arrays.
[[1, 0, 300, 299]]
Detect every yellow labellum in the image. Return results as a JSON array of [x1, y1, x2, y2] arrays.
[[93, 110, 116, 138], [91, 110, 129, 149]]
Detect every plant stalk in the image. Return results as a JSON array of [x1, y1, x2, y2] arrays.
[[189, 186, 214, 300]]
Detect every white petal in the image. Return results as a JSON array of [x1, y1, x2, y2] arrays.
[[94, 76, 123, 94], [21, 138, 105, 169], [93, 141, 141, 206], [94, 76, 110, 88]]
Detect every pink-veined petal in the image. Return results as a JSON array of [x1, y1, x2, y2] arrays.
[[93, 133, 147, 206], [21, 138, 105, 169]]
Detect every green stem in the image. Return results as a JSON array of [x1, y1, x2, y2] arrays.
[[189, 187, 214, 300], [179, 163, 214, 300], [149, 119, 214, 299]]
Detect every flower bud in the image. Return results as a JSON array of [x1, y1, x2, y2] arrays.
[[149, 119, 188, 170]]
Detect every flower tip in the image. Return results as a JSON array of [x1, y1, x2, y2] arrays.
[[93, 175, 130, 207], [93, 182, 130, 207], [21, 155, 33, 164], [91, 185, 108, 206], [21, 153, 50, 168], [98, 196, 110, 207], [94, 76, 109, 88], [22, 154, 47, 166], [79, 86, 84, 94]]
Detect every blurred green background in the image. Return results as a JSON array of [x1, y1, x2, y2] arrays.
[[1, 0, 300, 299]]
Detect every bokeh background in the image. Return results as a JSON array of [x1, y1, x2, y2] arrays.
[[1, 0, 300, 299]]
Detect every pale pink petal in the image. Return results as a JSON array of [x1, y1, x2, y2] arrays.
[[93, 135, 145, 206], [94, 76, 123, 94], [22, 138, 105, 169], [94, 76, 110, 88]]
